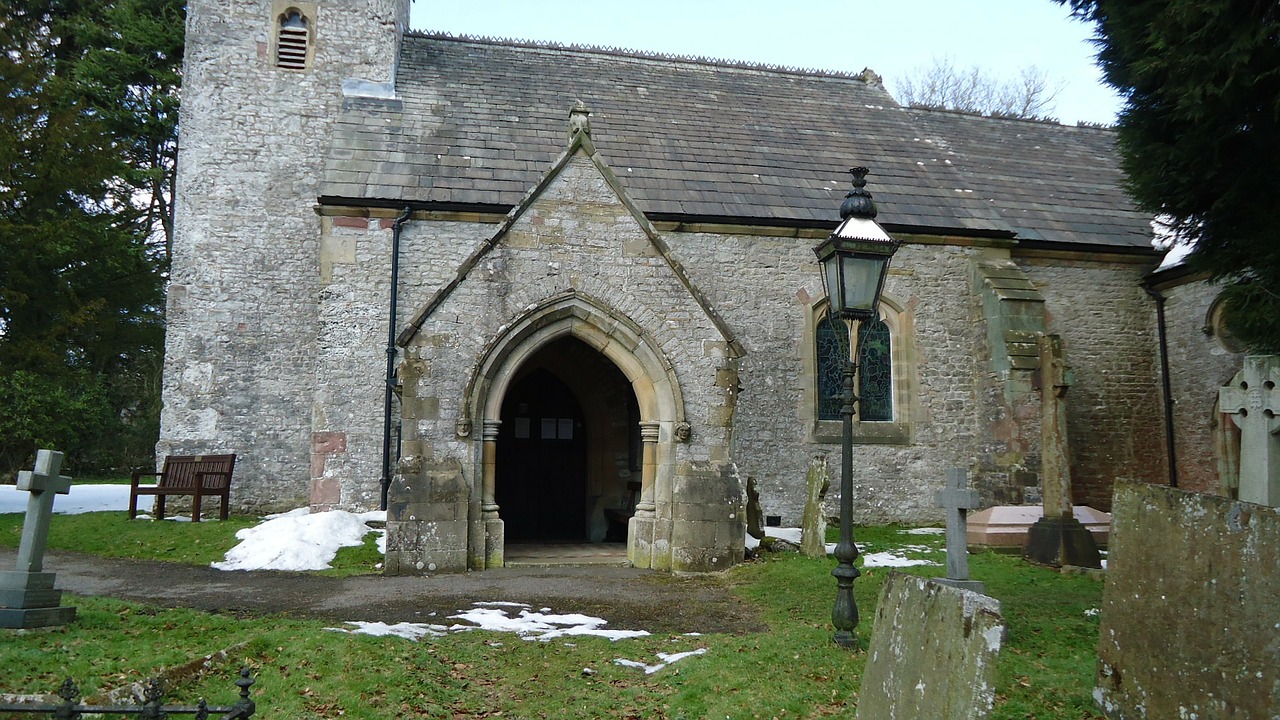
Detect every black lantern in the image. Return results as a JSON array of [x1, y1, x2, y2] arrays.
[[813, 166, 900, 649], [814, 167, 900, 321]]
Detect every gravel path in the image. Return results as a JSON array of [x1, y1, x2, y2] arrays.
[[3, 549, 766, 635]]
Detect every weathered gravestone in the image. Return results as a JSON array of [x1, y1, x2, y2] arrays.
[[1218, 354, 1280, 506], [800, 456, 830, 558], [935, 468, 984, 594], [0, 449, 77, 628], [1095, 481, 1280, 719], [745, 475, 764, 541], [1024, 334, 1102, 568], [857, 573, 1005, 720]]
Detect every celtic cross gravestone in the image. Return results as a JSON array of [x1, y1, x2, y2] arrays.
[[1219, 355, 1280, 506], [0, 449, 77, 628]]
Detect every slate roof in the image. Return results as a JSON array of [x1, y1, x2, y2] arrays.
[[320, 33, 1153, 251]]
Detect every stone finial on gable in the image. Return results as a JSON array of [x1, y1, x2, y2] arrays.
[[861, 67, 883, 88], [568, 100, 592, 140]]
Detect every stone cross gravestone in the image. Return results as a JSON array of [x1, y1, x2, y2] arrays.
[[1218, 354, 1280, 506], [1096, 482, 1280, 718], [1024, 334, 1101, 568], [800, 456, 830, 558], [0, 449, 77, 628], [857, 573, 1005, 720], [935, 468, 985, 594]]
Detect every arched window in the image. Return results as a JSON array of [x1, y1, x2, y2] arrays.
[[857, 317, 893, 421], [275, 9, 310, 70], [816, 315, 848, 421], [815, 313, 894, 422]]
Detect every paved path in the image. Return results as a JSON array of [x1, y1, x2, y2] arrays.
[[0, 549, 764, 635]]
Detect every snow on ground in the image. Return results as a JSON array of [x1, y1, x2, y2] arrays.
[[0, 482, 150, 515], [211, 508, 386, 571], [743, 526, 837, 555], [744, 525, 942, 567], [329, 601, 651, 643], [614, 648, 708, 674]]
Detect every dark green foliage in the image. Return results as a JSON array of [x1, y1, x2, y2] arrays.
[[0, 0, 180, 474], [1059, 0, 1280, 351]]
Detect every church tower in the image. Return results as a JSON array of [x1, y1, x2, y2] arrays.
[[161, 2, 411, 509]]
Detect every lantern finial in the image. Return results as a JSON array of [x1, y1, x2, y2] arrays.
[[840, 167, 877, 221]]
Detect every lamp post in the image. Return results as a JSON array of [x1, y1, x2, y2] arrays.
[[813, 166, 900, 649]]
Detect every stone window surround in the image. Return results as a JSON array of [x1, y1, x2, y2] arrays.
[[271, 1, 317, 71], [806, 294, 915, 446]]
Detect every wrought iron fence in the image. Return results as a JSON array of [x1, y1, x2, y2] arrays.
[[0, 667, 255, 719]]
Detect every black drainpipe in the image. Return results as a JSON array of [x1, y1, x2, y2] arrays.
[[381, 207, 413, 510], [1145, 284, 1179, 488]]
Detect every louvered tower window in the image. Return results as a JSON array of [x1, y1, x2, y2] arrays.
[[276, 10, 309, 70]]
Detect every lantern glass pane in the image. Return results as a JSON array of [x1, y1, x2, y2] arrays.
[[823, 256, 843, 315], [840, 255, 887, 315]]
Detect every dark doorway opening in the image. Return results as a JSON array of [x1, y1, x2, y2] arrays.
[[496, 368, 588, 541]]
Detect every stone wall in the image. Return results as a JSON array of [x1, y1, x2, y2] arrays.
[[163, 0, 409, 511], [1157, 276, 1244, 494], [1019, 256, 1167, 510]]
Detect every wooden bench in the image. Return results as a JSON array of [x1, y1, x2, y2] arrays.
[[129, 454, 236, 522]]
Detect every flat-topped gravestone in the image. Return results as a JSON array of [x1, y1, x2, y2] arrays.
[[1218, 354, 1280, 506], [0, 449, 77, 628], [967, 506, 1110, 549], [857, 573, 1004, 720], [935, 468, 984, 593], [800, 456, 829, 558], [1096, 482, 1280, 719]]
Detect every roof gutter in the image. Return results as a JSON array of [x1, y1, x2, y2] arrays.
[[1142, 282, 1179, 488], [380, 207, 413, 511]]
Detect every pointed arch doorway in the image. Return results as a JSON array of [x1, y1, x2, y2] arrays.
[[496, 336, 641, 552]]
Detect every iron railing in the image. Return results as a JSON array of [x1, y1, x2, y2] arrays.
[[0, 667, 255, 719]]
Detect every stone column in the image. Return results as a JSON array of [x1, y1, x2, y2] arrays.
[[629, 421, 660, 568], [1024, 334, 1101, 568], [1039, 334, 1073, 520], [481, 419, 504, 568]]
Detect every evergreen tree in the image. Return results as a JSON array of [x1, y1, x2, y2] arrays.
[[1059, 0, 1280, 352], [0, 0, 181, 473]]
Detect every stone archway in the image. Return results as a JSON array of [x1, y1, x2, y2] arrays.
[[462, 290, 686, 570], [495, 339, 642, 545]]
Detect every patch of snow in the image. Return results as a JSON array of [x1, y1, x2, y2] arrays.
[[615, 648, 707, 674], [211, 508, 383, 572], [328, 621, 448, 640], [861, 551, 937, 568], [331, 603, 651, 643], [0, 483, 151, 515], [902, 527, 945, 535]]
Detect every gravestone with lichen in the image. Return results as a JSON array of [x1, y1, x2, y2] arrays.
[[800, 456, 829, 558], [857, 573, 1005, 720], [1095, 482, 1280, 718]]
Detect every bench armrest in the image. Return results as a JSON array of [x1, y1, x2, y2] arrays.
[[131, 470, 162, 488]]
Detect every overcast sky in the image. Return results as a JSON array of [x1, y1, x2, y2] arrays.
[[408, 0, 1122, 126]]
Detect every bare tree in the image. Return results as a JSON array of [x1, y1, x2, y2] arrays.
[[893, 56, 1064, 119]]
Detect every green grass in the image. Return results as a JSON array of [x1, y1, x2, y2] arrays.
[[0, 517, 1105, 718]]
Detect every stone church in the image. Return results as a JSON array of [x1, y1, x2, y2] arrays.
[[161, 1, 1244, 572]]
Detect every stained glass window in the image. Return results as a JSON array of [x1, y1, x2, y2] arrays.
[[857, 318, 893, 421], [816, 315, 847, 420]]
